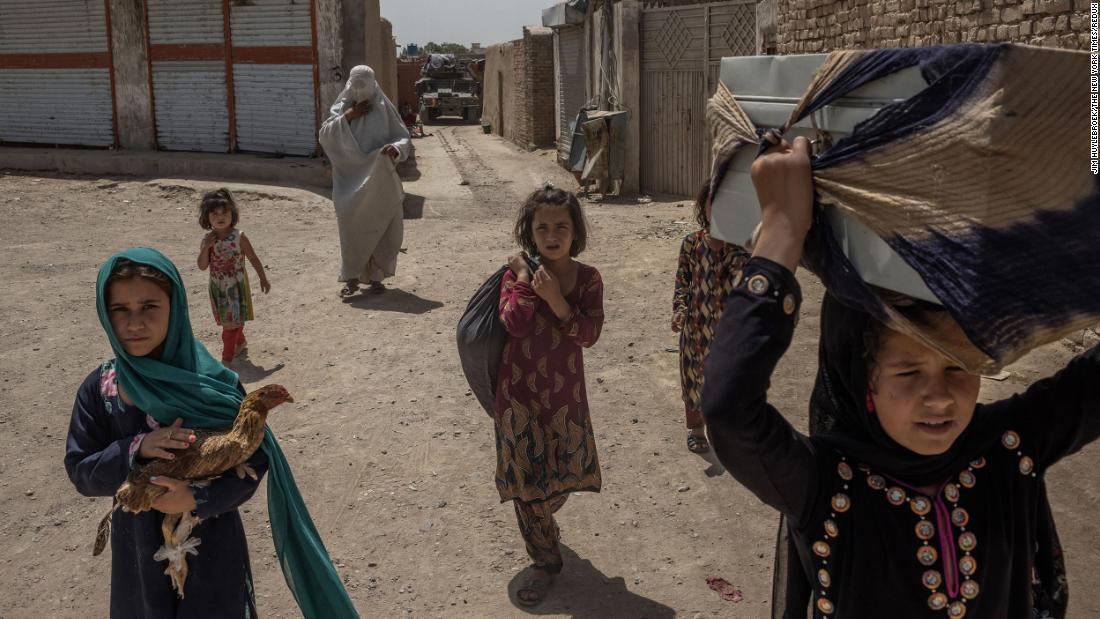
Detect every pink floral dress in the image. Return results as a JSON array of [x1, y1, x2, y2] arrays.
[[206, 229, 254, 326]]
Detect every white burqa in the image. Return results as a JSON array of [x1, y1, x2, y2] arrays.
[[319, 65, 412, 283]]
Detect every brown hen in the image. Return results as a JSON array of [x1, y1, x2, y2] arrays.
[[93, 384, 293, 596]]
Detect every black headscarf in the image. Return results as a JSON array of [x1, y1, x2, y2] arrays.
[[772, 293, 1068, 618]]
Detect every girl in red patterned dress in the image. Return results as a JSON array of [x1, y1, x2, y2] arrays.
[[672, 182, 749, 453], [495, 185, 604, 606], [196, 189, 271, 363]]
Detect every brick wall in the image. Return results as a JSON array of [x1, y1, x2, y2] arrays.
[[397, 58, 423, 114], [515, 26, 557, 150], [777, 0, 1092, 53]]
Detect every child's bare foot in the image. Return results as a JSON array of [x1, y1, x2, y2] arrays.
[[516, 568, 556, 607], [339, 279, 360, 298], [368, 280, 386, 294]]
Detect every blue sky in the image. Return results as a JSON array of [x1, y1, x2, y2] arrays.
[[379, 0, 555, 48]]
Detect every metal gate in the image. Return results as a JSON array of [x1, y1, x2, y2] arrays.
[[145, 0, 318, 155], [146, 0, 230, 152], [554, 25, 586, 162], [640, 1, 755, 196], [230, 0, 318, 156], [0, 0, 116, 146]]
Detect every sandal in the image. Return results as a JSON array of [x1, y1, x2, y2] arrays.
[[517, 569, 556, 607], [687, 431, 710, 454], [368, 280, 386, 294], [339, 280, 360, 298]]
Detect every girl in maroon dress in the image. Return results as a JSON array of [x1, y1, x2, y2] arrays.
[[495, 185, 604, 606]]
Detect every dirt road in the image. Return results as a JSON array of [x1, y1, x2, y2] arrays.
[[2, 126, 1098, 618]]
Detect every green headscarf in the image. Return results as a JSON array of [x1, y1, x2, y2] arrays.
[[96, 248, 359, 618]]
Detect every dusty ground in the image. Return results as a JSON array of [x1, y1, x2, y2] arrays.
[[1, 125, 1099, 618]]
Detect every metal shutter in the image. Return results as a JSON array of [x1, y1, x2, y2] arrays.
[[147, 0, 230, 152], [230, 0, 317, 156], [0, 0, 114, 146], [555, 26, 585, 161]]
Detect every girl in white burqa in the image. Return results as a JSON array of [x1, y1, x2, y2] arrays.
[[319, 65, 411, 297]]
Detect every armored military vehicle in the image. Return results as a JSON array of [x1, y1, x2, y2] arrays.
[[416, 54, 482, 123]]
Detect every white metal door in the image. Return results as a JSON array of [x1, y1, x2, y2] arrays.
[[230, 0, 317, 156], [555, 25, 586, 162], [0, 0, 115, 146], [147, 0, 230, 152], [640, 1, 755, 196]]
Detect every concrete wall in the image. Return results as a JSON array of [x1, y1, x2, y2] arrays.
[[108, 0, 154, 149], [397, 58, 424, 114], [776, 0, 1092, 53], [378, 18, 398, 103], [616, 1, 641, 194], [515, 26, 556, 150], [318, 0, 346, 119], [363, 0, 384, 77], [483, 40, 520, 142], [338, 0, 364, 77]]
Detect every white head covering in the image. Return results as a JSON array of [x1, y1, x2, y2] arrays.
[[323, 65, 410, 159], [338, 65, 380, 105]]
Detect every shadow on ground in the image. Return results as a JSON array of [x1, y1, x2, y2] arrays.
[[232, 358, 285, 383], [403, 193, 425, 219], [345, 288, 443, 315], [507, 544, 675, 618]]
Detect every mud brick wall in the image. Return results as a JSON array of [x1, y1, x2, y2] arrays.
[[776, 0, 1093, 53], [515, 26, 556, 150]]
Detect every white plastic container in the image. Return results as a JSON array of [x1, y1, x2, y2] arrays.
[[711, 54, 941, 303]]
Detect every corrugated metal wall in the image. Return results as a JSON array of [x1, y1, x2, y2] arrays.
[[555, 26, 586, 162], [147, 0, 230, 152], [0, 0, 114, 146], [640, 1, 755, 196], [230, 0, 317, 156]]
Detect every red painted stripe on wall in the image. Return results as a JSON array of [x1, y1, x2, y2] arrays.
[[146, 44, 313, 65], [232, 46, 313, 65], [0, 52, 110, 69], [149, 43, 225, 62]]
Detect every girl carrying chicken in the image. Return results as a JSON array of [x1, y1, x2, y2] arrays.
[[65, 248, 358, 618]]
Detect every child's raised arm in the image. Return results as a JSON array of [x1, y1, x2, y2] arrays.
[[701, 135, 820, 527], [557, 269, 604, 348], [748, 135, 814, 271], [499, 263, 537, 337], [239, 232, 270, 294], [197, 233, 214, 271]]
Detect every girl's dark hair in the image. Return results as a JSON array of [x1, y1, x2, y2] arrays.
[[106, 259, 173, 299], [693, 180, 712, 229], [513, 185, 588, 257], [862, 290, 949, 386], [198, 188, 239, 230]]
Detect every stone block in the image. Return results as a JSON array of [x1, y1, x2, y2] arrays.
[[1036, 16, 1056, 33], [1055, 14, 1069, 31], [1000, 6, 1021, 21], [1021, 0, 1035, 14], [996, 24, 1009, 39], [1008, 24, 1021, 38], [1040, 0, 1072, 13], [1020, 20, 1033, 35]]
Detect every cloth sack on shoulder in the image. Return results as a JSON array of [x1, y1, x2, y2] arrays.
[[457, 257, 538, 416]]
